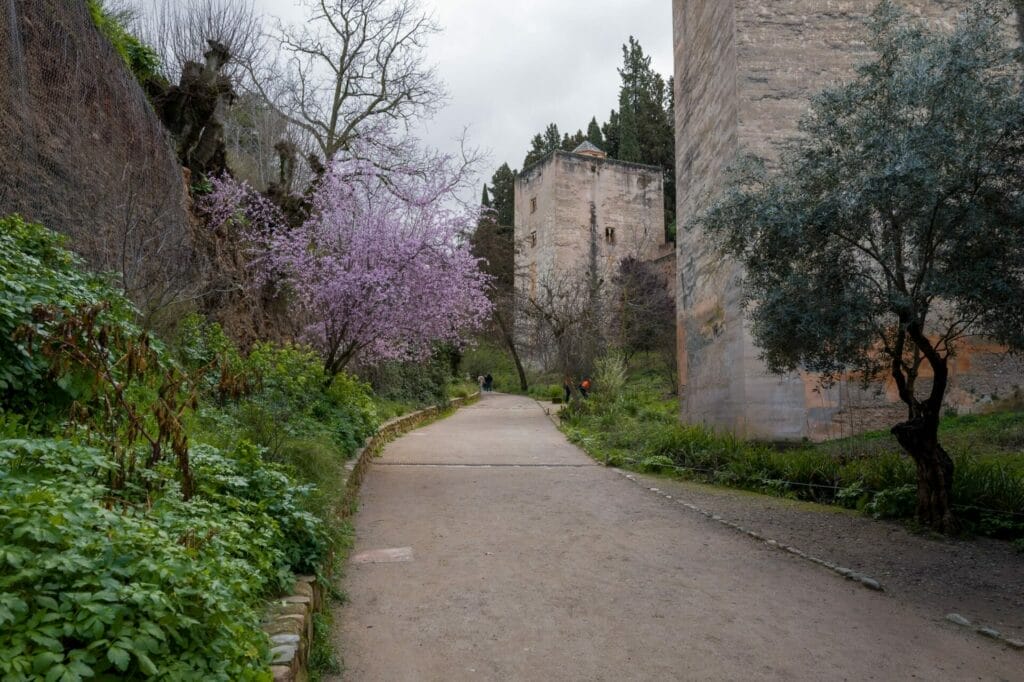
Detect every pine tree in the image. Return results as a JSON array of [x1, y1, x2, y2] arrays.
[[562, 129, 586, 151], [523, 123, 563, 167], [543, 123, 561, 151], [523, 134, 547, 167]]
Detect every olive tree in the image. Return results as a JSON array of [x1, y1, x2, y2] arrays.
[[699, 1, 1024, 532]]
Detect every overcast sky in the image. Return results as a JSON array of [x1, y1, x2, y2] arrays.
[[251, 0, 674, 180]]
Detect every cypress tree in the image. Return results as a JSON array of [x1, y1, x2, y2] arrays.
[[586, 117, 604, 149], [617, 88, 641, 162], [601, 109, 620, 158], [489, 163, 516, 231]]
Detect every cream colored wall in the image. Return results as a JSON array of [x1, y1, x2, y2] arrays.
[[515, 150, 665, 309], [673, 0, 1020, 440]]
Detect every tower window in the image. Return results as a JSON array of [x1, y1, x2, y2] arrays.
[[530, 231, 537, 248], [530, 197, 537, 214], [605, 227, 616, 244]]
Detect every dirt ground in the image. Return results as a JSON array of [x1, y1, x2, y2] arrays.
[[625, 471, 1024, 640], [329, 393, 1022, 681]]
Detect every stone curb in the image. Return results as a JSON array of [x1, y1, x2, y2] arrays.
[[944, 613, 1024, 651], [535, 398, 565, 428], [611, 469, 886, 593], [265, 576, 319, 682], [261, 392, 480, 681]]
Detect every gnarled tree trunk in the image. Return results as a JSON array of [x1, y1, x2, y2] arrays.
[[891, 411, 956, 533], [890, 323, 956, 533]]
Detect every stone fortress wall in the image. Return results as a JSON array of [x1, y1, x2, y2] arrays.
[[514, 148, 670, 327], [0, 0, 192, 315], [672, 0, 1024, 440]]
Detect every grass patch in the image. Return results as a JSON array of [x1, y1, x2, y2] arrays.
[[562, 377, 1024, 540]]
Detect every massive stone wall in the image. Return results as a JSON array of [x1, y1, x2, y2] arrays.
[[515, 151, 666, 303], [0, 0, 192, 319], [673, 1, 1023, 439], [514, 151, 670, 367]]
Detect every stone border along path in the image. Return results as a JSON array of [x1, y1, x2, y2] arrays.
[[263, 393, 480, 682], [546, 393, 1023, 656], [611, 469, 886, 592], [945, 613, 1024, 651]]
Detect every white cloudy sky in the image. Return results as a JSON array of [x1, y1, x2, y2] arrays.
[[251, 0, 674, 177]]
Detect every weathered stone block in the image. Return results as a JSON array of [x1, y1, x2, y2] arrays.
[[271, 602, 309, 618], [264, 617, 304, 637], [271, 665, 294, 682]]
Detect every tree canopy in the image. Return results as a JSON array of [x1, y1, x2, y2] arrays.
[[204, 133, 491, 374], [699, 0, 1024, 531]]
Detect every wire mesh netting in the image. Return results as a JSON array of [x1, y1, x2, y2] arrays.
[[0, 0, 195, 321]]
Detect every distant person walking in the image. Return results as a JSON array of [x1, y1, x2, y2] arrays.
[[579, 377, 591, 399], [562, 376, 573, 403], [477, 375, 485, 392], [484, 373, 493, 392]]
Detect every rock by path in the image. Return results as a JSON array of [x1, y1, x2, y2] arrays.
[[330, 393, 1021, 681]]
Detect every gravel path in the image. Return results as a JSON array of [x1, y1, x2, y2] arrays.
[[330, 393, 1021, 681], [620, 469, 1024, 640]]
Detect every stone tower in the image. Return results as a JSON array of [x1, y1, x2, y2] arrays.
[[672, 1, 1023, 439], [514, 143, 671, 351]]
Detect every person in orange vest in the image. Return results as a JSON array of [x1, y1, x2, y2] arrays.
[[579, 377, 591, 399]]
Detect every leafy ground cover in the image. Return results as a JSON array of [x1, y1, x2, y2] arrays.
[[560, 358, 1024, 540], [0, 217, 390, 679]]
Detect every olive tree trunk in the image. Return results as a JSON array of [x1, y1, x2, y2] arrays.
[[889, 329, 956, 533], [891, 412, 956, 533]]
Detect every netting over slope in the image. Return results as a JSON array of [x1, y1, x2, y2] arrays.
[[0, 0, 194, 320]]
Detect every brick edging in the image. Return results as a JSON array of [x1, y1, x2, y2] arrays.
[[263, 392, 480, 681]]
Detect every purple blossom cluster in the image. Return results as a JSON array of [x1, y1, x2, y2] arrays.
[[202, 135, 491, 373]]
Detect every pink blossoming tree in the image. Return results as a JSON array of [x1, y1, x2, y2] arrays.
[[203, 135, 491, 374]]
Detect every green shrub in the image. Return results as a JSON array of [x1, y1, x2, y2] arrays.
[[0, 220, 356, 677], [191, 442, 329, 575], [175, 313, 246, 394], [87, 0, 162, 86], [835, 481, 870, 510], [866, 484, 918, 519], [0, 216, 136, 425], [0, 438, 298, 680], [594, 353, 628, 403], [952, 455, 1024, 538], [187, 336, 379, 462], [639, 455, 676, 474], [364, 353, 451, 408], [562, 374, 1024, 539], [460, 342, 522, 394]]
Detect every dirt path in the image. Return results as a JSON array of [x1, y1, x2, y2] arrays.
[[330, 393, 1021, 681], [618, 470, 1024, 640]]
